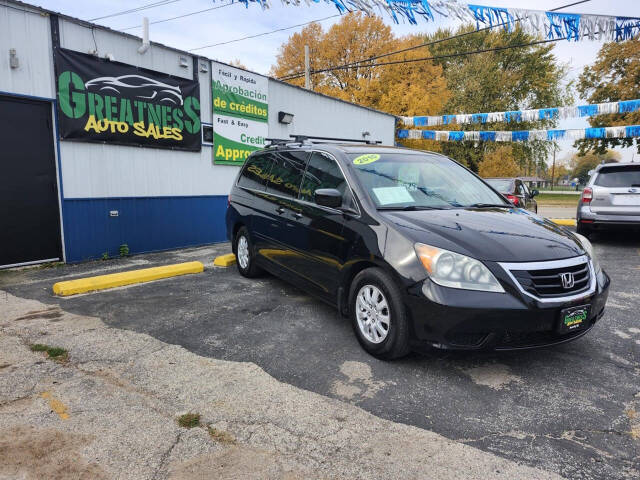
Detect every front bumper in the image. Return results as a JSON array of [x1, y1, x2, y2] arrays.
[[405, 267, 610, 351]]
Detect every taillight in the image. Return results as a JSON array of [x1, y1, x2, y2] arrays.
[[581, 187, 593, 203], [505, 194, 519, 206]]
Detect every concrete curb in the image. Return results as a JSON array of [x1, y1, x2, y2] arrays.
[[52, 261, 204, 296], [549, 218, 577, 226]]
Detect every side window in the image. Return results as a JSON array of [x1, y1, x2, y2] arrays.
[[516, 181, 526, 196], [300, 152, 353, 208], [521, 182, 530, 197], [237, 154, 274, 191], [264, 151, 309, 199]]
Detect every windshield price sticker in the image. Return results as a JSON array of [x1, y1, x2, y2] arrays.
[[353, 154, 380, 165], [373, 186, 415, 205]]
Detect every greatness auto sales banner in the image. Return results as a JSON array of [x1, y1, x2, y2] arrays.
[[54, 48, 201, 151], [212, 62, 268, 165]]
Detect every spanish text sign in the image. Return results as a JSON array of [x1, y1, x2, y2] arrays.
[[212, 62, 268, 165], [54, 48, 201, 151]]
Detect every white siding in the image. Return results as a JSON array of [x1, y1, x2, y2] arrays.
[[0, 2, 54, 98], [268, 80, 396, 145]]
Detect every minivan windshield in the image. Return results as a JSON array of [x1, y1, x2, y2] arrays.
[[348, 153, 509, 209]]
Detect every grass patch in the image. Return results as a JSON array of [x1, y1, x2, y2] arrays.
[[29, 344, 68, 362], [207, 425, 236, 444], [29, 344, 48, 352], [177, 413, 201, 429], [537, 193, 580, 207]]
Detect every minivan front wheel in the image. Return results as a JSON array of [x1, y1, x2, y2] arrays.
[[234, 227, 262, 278], [349, 268, 410, 359]]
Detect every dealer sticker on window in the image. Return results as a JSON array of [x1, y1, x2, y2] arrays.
[[373, 186, 415, 205], [353, 154, 380, 165]]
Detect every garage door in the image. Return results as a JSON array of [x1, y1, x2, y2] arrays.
[[0, 95, 62, 267]]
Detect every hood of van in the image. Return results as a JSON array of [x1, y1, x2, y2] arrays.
[[381, 207, 584, 262]]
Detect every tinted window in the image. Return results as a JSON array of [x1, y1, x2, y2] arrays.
[[517, 182, 527, 196], [301, 152, 351, 207], [485, 179, 512, 192], [237, 154, 273, 191], [264, 151, 309, 198], [594, 166, 640, 187], [349, 153, 507, 208]]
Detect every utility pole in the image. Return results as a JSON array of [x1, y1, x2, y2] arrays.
[[550, 146, 556, 191], [304, 45, 311, 90]]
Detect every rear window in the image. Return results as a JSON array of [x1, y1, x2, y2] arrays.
[[485, 179, 513, 192], [594, 166, 640, 187]]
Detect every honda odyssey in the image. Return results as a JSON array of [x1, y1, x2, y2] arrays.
[[225, 139, 610, 359]]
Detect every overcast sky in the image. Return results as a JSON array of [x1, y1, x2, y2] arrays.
[[32, 0, 640, 164]]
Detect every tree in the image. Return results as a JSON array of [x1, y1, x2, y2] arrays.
[[570, 151, 621, 184], [478, 146, 521, 177], [228, 59, 247, 69], [575, 40, 640, 155], [271, 14, 449, 132], [423, 26, 571, 172]]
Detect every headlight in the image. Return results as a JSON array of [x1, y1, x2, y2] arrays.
[[573, 233, 602, 274], [414, 243, 504, 293]]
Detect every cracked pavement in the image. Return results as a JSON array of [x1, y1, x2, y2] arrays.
[[0, 230, 639, 478]]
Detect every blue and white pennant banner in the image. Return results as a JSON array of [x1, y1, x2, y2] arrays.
[[237, 0, 640, 40], [400, 99, 640, 127], [397, 125, 640, 142]]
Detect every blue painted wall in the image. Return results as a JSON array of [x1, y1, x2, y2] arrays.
[[62, 196, 228, 262]]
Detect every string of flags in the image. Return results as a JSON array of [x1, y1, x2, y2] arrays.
[[397, 125, 640, 142], [400, 99, 640, 127], [238, 0, 640, 40]]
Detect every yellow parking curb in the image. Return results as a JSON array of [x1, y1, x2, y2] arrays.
[[550, 218, 577, 226], [52, 261, 204, 296], [213, 253, 236, 267]]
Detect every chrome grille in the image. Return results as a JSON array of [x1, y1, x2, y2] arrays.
[[499, 255, 594, 301]]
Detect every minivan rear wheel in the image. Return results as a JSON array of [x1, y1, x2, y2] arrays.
[[235, 227, 262, 278], [349, 268, 410, 360]]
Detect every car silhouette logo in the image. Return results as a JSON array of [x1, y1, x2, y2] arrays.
[[85, 75, 183, 105], [560, 272, 575, 289]]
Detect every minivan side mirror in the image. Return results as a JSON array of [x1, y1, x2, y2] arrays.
[[315, 188, 342, 209], [531, 189, 539, 198]]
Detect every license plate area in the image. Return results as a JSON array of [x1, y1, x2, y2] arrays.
[[558, 304, 590, 334], [612, 194, 640, 206]]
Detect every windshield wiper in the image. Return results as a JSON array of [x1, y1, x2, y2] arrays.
[[465, 203, 511, 208], [377, 205, 440, 211]]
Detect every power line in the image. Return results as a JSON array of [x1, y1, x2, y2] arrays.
[[120, 2, 237, 30], [89, 0, 183, 22], [277, 0, 591, 81], [188, 15, 340, 50], [279, 36, 568, 81]]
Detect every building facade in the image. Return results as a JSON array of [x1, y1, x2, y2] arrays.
[[0, 0, 395, 267]]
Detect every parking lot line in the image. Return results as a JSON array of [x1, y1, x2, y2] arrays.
[[52, 261, 204, 296], [213, 253, 236, 267]]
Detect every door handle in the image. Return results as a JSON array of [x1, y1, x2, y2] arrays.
[[292, 212, 303, 219], [276, 206, 285, 214]]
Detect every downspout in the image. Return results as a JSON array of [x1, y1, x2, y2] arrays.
[[138, 17, 150, 54]]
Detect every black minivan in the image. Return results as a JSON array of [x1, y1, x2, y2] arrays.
[[225, 139, 610, 359]]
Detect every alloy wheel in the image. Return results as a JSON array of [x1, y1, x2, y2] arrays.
[[237, 235, 249, 269], [355, 284, 390, 344]]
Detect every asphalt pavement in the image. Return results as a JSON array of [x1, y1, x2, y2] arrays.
[[1, 230, 638, 479]]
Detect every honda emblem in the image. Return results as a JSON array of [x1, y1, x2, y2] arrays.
[[560, 272, 575, 289]]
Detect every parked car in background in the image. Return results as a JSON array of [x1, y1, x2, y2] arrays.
[[226, 140, 609, 359], [577, 162, 640, 236], [484, 177, 539, 213]]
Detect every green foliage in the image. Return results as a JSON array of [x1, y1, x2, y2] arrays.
[[576, 39, 640, 155], [101, 251, 110, 261], [178, 413, 201, 429], [29, 344, 68, 361], [570, 151, 621, 185], [29, 344, 48, 352], [119, 244, 130, 257], [417, 25, 571, 172]]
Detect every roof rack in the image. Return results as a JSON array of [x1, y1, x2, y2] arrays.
[[264, 137, 302, 147], [290, 135, 382, 145]]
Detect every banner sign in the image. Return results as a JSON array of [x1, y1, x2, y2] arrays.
[[54, 48, 201, 151], [212, 62, 268, 165]]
